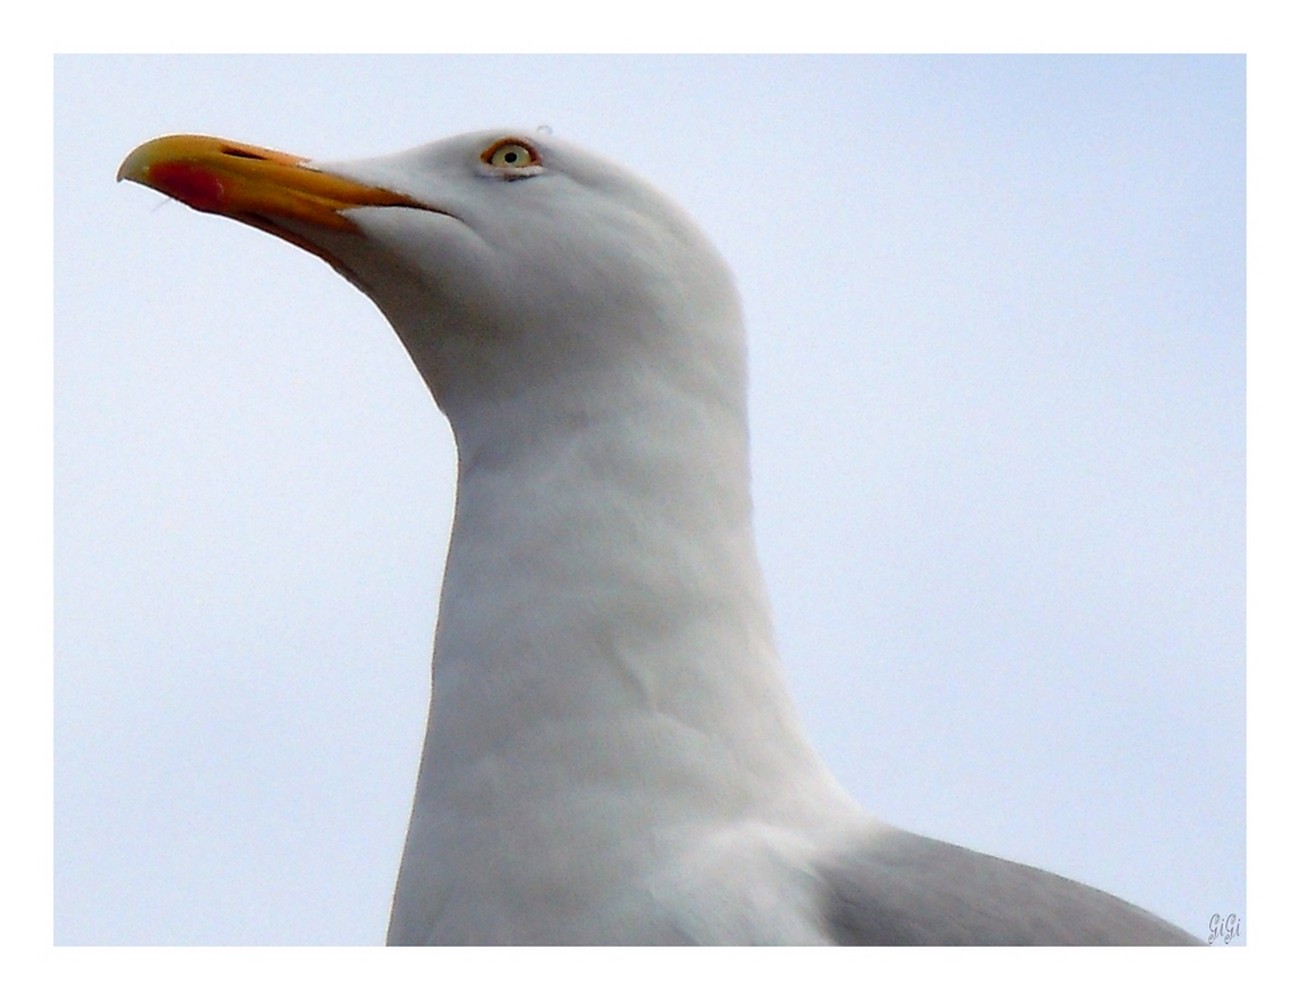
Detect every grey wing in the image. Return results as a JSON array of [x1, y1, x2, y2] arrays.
[[816, 828, 1199, 945]]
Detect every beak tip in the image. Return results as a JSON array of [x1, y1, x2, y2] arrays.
[[117, 141, 157, 186]]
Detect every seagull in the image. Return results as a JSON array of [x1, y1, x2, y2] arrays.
[[118, 130, 1197, 945]]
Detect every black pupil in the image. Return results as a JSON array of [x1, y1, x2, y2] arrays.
[[503, 150, 518, 163]]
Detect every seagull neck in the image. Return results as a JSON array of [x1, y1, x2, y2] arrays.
[[418, 371, 826, 807]]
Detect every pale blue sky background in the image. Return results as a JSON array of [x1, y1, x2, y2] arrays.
[[54, 54, 1243, 945]]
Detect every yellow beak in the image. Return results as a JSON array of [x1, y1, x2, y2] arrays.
[[118, 134, 424, 258]]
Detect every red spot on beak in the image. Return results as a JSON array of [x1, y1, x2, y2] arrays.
[[149, 161, 227, 213]]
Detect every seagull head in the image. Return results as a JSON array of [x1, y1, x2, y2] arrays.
[[118, 130, 746, 429]]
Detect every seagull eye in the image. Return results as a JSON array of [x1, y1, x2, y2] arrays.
[[483, 140, 539, 171]]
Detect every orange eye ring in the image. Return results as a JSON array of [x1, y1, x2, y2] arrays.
[[482, 139, 540, 170]]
